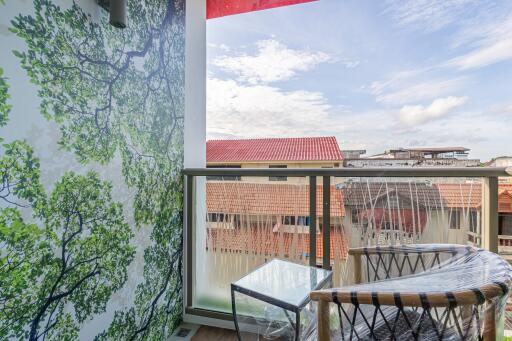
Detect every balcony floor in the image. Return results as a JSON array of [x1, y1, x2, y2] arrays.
[[191, 325, 257, 340]]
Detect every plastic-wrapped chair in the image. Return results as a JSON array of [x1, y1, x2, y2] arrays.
[[310, 244, 512, 340]]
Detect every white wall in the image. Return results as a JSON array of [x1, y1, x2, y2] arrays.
[[183, 0, 220, 328], [184, 0, 206, 169]]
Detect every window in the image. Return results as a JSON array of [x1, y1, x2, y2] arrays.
[[269, 165, 287, 181], [206, 165, 241, 181], [208, 213, 226, 222], [499, 214, 512, 235], [233, 214, 242, 228], [351, 209, 359, 224], [469, 210, 479, 233], [282, 216, 309, 226], [297, 216, 310, 226], [450, 210, 461, 229], [382, 222, 399, 230]]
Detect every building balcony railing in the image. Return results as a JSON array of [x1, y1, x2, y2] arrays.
[[183, 167, 511, 322]]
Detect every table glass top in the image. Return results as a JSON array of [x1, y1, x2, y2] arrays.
[[233, 259, 332, 308]]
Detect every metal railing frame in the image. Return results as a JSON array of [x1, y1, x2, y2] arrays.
[[183, 167, 511, 322]]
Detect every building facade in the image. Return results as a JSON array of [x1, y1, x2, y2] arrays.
[[206, 136, 343, 183], [344, 147, 481, 168]]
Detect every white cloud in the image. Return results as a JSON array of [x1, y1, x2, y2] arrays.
[[212, 39, 332, 84], [451, 39, 512, 69], [371, 73, 465, 105], [488, 103, 512, 119], [398, 96, 468, 126], [207, 77, 347, 138], [383, 0, 491, 32], [448, 15, 512, 70], [343, 60, 360, 69]]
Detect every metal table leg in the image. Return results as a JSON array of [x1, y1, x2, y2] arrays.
[[231, 285, 242, 341], [295, 310, 301, 341]]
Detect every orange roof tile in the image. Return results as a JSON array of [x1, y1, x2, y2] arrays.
[[206, 227, 349, 260], [437, 183, 482, 209], [206, 182, 345, 217]]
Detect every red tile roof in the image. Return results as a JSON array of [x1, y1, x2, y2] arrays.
[[500, 184, 512, 213], [207, 227, 349, 261], [342, 182, 483, 209], [206, 182, 345, 217], [437, 183, 482, 209], [206, 137, 343, 163]]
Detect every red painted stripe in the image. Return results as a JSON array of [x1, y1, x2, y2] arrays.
[[207, 0, 318, 19]]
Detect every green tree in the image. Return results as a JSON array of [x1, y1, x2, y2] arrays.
[[11, 0, 185, 338]]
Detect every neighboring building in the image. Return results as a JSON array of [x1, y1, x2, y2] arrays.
[[340, 182, 482, 247], [206, 182, 344, 231], [344, 147, 481, 168], [487, 156, 512, 168], [206, 136, 343, 183], [205, 136, 346, 263], [384, 147, 471, 159], [499, 184, 512, 254], [205, 182, 348, 262], [487, 156, 512, 185], [205, 138, 511, 261], [341, 149, 366, 159]]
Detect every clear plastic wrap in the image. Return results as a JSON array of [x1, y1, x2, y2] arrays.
[[231, 259, 330, 340], [310, 244, 512, 340], [234, 292, 317, 340]]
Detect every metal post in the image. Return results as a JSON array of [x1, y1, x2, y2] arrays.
[[322, 176, 330, 270], [185, 175, 194, 307], [309, 176, 317, 267], [482, 177, 499, 253]]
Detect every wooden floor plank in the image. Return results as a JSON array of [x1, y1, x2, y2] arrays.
[[191, 325, 258, 341]]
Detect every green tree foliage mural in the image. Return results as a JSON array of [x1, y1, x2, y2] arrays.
[[7, 0, 186, 339], [0, 68, 10, 133], [0, 67, 135, 340]]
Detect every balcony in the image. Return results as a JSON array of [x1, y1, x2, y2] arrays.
[[183, 166, 512, 338]]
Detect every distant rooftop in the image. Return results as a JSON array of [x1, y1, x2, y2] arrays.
[[369, 146, 472, 160], [396, 147, 469, 153], [206, 136, 343, 163]]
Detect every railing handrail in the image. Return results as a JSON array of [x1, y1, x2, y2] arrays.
[[183, 167, 511, 178]]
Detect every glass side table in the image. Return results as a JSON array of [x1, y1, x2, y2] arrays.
[[231, 259, 332, 340]]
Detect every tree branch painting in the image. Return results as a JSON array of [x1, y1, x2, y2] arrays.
[[1, 0, 185, 339]]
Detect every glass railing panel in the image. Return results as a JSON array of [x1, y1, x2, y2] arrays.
[[188, 171, 508, 316], [332, 176, 484, 286], [193, 175, 313, 313]]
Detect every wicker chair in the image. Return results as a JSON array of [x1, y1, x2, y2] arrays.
[[310, 244, 512, 340]]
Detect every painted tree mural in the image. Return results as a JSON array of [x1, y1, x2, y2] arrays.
[[0, 69, 10, 131], [5, 0, 186, 339], [0, 172, 135, 340], [0, 61, 135, 341]]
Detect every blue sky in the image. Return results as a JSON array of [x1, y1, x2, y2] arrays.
[[206, 0, 512, 161]]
